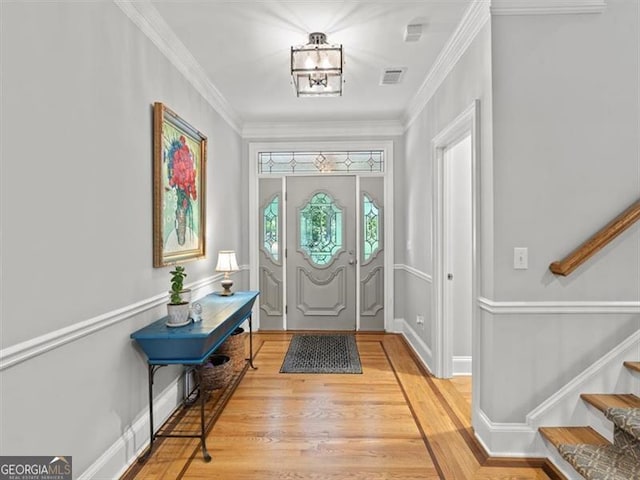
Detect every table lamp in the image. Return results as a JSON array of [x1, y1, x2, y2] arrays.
[[215, 250, 239, 296]]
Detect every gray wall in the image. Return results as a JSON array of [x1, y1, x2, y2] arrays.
[[0, 2, 244, 475], [483, 0, 640, 422], [400, 0, 639, 426], [491, 0, 639, 302], [400, 21, 494, 361]]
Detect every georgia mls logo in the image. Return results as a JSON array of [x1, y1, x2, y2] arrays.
[[49, 457, 71, 472], [0, 456, 72, 480]]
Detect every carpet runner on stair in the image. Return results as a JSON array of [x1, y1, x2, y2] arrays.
[[557, 444, 640, 480], [540, 387, 640, 479], [605, 407, 640, 462], [550, 407, 640, 479]]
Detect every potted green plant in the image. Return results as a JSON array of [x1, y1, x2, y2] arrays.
[[167, 266, 191, 326]]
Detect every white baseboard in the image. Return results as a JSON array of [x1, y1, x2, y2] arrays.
[[453, 356, 472, 376], [475, 411, 586, 480], [474, 409, 539, 457], [78, 377, 182, 480], [396, 318, 434, 374], [391, 317, 404, 334]]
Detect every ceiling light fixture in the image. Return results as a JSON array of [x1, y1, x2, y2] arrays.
[[291, 32, 343, 97]]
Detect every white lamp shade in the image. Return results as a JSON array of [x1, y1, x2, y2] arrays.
[[215, 251, 239, 272]]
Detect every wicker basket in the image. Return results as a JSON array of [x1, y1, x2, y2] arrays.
[[198, 354, 231, 391], [217, 327, 246, 371]]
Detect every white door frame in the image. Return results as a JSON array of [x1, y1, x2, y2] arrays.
[[249, 140, 394, 332], [432, 100, 480, 383]]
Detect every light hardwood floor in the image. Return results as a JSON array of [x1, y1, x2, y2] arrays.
[[124, 333, 560, 480]]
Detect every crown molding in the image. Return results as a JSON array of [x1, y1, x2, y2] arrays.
[[403, 0, 491, 130], [491, 0, 607, 16], [113, 0, 243, 134], [242, 120, 405, 139]]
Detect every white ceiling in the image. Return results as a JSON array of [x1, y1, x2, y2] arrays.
[[150, 1, 472, 125]]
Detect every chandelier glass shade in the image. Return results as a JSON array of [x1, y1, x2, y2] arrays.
[[291, 32, 343, 97]]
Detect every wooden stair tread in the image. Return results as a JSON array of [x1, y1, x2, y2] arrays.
[[624, 361, 640, 373], [539, 426, 610, 448], [580, 393, 640, 412]]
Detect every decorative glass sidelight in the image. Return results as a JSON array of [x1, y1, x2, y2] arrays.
[[363, 194, 380, 261], [263, 196, 279, 260], [299, 192, 343, 265]]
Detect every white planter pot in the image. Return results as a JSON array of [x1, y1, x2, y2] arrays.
[[167, 302, 190, 326]]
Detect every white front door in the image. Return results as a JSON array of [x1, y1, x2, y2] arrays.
[[286, 176, 356, 330]]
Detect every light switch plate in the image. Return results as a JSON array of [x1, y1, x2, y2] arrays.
[[514, 247, 528, 269]]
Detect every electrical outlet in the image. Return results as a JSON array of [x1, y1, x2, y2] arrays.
[[416, 315, 424, 325]]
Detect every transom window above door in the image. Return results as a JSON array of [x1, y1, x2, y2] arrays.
[[259, 151, 383, 174], [299, 192, 344, 266]]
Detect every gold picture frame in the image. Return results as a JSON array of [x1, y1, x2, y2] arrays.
[[153, 102, 207, 267]]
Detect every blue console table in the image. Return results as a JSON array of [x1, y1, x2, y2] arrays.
[[130, 290, 259, 462]]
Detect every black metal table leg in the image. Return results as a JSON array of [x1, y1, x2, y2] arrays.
[[138, 364, 164, 463], [183, 367, 199, 407], [197, 370, 212, 462], [247, 314, 257, 369]]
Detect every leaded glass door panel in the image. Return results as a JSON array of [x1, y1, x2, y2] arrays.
[[360, 177, 384, 330], [258, 178, 284, 330], [286, 176, 356, 330]]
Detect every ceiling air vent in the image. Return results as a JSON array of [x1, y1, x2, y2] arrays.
[[380, 68, 406, 86], [404, 24, 423, 42]]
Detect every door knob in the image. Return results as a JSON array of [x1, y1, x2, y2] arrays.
[[447, 273, 453, 280], [349, 259, 357, 265]]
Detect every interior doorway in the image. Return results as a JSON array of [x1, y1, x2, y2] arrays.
[[432, 100, 479, 394], [443, 135, 473, 375]]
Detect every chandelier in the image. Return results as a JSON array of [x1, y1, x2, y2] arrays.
[[291, 32, 344, 97]]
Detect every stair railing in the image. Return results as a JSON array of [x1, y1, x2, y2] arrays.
[[549, 198, 640, 276]]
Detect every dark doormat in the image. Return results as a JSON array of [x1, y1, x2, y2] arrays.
[[280, 334, 362, 374]]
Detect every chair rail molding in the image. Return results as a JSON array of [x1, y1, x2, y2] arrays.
[[0, 272, 238, 371], [478, 297, 640, 315], [394, 264, 433, 283]]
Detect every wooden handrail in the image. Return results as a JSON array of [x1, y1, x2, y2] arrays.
[[549, 199, 640, 276]]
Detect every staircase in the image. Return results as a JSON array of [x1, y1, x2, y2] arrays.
[[540, 362, 640, 479]]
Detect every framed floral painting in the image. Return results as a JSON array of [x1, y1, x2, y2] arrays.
[[153, 102, 207, 267]]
